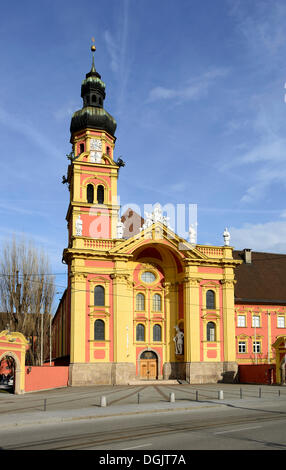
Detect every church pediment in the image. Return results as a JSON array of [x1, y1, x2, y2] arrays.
[[109, 221, 207, 261]]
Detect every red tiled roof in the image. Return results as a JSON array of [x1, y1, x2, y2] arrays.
[[233, 250, 286, 305]]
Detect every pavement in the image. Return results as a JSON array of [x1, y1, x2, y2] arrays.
[[0, 382, 285, 430]]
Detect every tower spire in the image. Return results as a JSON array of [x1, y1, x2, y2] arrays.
[[91, 37, 96, 73]]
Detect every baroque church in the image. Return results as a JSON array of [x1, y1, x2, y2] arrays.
[[52, 45, 286, 385]]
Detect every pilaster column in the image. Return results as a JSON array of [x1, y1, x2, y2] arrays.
[[164, 282, 177, 363], [184, 277, 201, 362], [111, 272, 133, 363], [69, 272, 87, 363], [221, 279, 236, 362]]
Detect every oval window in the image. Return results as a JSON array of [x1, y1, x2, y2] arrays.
[[141, 271, 156, 283]]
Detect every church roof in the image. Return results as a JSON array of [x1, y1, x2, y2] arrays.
[[233, 250, 286, 305]]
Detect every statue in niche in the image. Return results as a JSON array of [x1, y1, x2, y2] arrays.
[[75, 215, 82, 236], [173, 325, 184, 355], [280, 353, 286, 385], [223, 227, 230, 246]]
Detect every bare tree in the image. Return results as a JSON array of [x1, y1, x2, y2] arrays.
[[0, 238, 55, 365]]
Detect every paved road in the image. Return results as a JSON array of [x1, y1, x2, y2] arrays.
[[0, 383, 286, 451]]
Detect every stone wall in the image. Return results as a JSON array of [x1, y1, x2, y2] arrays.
[[68, 362, 136, 386]]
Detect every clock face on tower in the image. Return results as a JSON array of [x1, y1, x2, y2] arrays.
[[90, 138, 102, 151], [90, 139, 102, 163]]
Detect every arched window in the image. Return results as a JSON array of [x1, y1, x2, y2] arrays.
[[206, 290, 215, 309], [152, 294, 162, 312], [94, 319, 105, 340], [92, 95, 97, 104], [136, 293, 145, 311], [153, 324, 162, 342], [106, 146, 110, 155], [136, 324, 145, 342], [207, 321, 216, 342], [87, 184, 94, 204], [97, 185, 104, 204], [94, 285, 105, 306]]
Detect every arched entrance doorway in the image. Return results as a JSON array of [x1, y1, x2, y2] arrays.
[[0, 330, 28, 394], [139, 350, 158, 380], [0, 354, 15, 393]]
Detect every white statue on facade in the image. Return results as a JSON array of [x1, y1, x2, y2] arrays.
[[140, 204, 170, 231], [223, 227, 230, 246], [76, 215, 82, 236], [173, 325, 184, 355], [189, 224, 197, 244], [116, 218, 124, 239]]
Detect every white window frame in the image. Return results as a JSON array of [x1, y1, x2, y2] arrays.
[[252, 315, 260, 328], [237, 315, 246, 327], [253, 341, 261, 353], [238, 341, 246, 353], [277, 316, 285, 328]]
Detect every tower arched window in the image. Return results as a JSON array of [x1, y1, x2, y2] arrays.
[[79, 143, 84, 154], [87, 184, 94, 204], [94, 319, 105, 340], [94, 285, 105, 306], [153, 324, 162, 342], [152, 294, 162, 312], [207, 322, 216, 342], [97, 185, 104, 204], [136, 293, 145, 311], [92, 95, 97, 104], [206, 290, 215, 309], [136, 324, 145, 342]]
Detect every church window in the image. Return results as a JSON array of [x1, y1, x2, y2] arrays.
[[136, 293, 145, 311], [206, 290, 215, 309], [141, 271, 156, 284], [87, 184, 94, 203], [94, 285, 105, 306], [136, 324, 145, 342], [207, 321, 216, 341], [97, 185, 104, 204], [152, 294, 162, 312], [106, 146, 110, 155], [92, 95, 97, 103], [79, 143, 84, 153], [94, 319, 105, 340], [153, 324, 161, 342]]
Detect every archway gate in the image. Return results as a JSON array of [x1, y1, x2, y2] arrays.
[[0, 330, 29, 394]]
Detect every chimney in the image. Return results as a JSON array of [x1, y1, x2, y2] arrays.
[[243, 248, 252, 264]]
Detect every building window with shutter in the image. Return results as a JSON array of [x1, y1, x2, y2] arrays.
[[94, 285, 105, 306], [136, 324, 145, 342], [206, 290, 215, 309], [94, 319, 105, 340]]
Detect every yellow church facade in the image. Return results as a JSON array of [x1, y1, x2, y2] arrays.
[[52, 46, 243, 385]]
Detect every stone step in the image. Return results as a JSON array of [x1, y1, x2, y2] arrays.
[[128, 380, 180, 385]]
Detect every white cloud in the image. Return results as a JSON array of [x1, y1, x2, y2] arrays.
[[230, 219, 286, 253], [147, 67, 229, 104]]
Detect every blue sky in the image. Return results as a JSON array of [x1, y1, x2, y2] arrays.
[[1, 0, 286, 308]]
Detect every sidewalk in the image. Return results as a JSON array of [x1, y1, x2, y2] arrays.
[[0, 383, 285, 430]]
